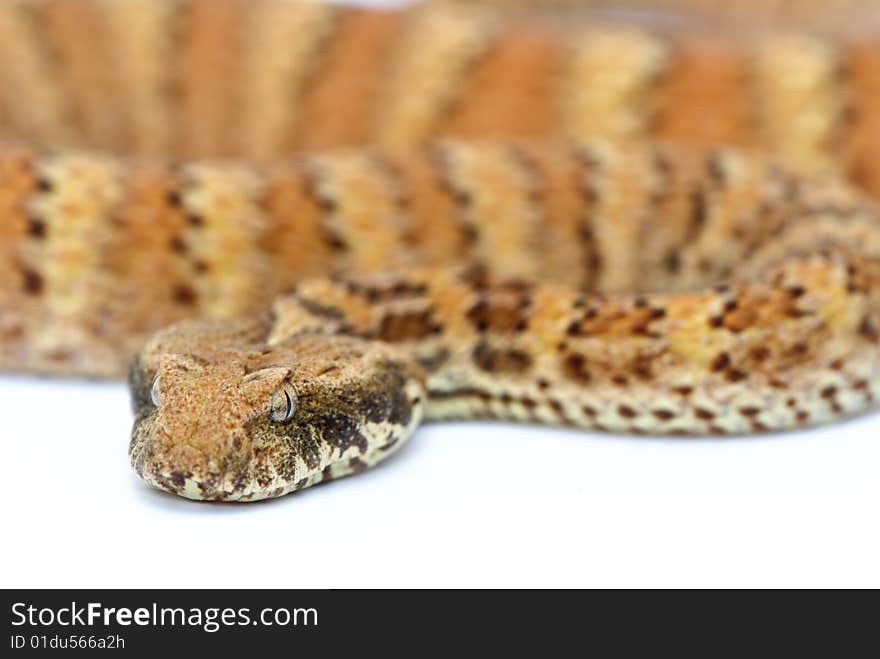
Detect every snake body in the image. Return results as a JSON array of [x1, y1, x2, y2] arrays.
[[2, 0, 880, 500]]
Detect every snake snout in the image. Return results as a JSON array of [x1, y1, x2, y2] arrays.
[[129, 357, 263, 500], [132, 419, 255, 500]]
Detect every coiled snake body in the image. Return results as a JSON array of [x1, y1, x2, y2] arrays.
[[2, 0, 880, 500]]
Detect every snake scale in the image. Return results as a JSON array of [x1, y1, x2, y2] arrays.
[[2, 0, 880, 500]]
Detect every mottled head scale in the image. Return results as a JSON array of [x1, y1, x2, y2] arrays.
[[129, 318, 425, 501]]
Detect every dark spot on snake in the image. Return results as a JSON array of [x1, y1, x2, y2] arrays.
[[348, 457, 368, 474], [172, 284, 197, 306], [618, 405, 637, 418], [27, 217, 46, 238], [695, 408, 716, 420], [472, 342, 532, 374], [166, 189, 182, 206], [461, 223, 479, 244], [428, 387, 491, 403], [582, 181, 601, 205], [324, 230, 348, 251], [739, 407, 761, 417], [384, 375, 413, 427], [787, 342, 809, 356], [296, 294, 345, 321], [727, 369, 748, 383], [362, 388, 392, 424], [320, 412, 368, 454], [820, 385, 838, 399], [22, 269, 43, 295], [416, 347, 450, 372], [376, 309, 437, 342], [563, 353, 592, 384], [35, 177, 53, 192], [186, 213, 204, 227], [749, 346, 770, 362], [379, 435, 400, 452], [652, 409, 675, 421], [859, 317, 878, 342], [314, 192, 338, 214], [689, 186, 707, 230], [468, 297, 529, 333], [169, 235, 187, 253], [632, 356, 656, 381], [711, 352, 730, 372], [664, 250, 681, 274]]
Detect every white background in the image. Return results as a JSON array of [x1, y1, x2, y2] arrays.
[[3, 374, 879, 588], [2, 0, 880, 589]]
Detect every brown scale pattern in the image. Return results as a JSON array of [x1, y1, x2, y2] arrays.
[[2, 137, 877, 380], [0, 1, 871, 185], [0, 0, 878, 499]]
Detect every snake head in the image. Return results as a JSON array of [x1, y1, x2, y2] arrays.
[[128, 318, 425, 501]]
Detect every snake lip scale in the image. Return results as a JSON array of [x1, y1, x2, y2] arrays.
[[1, 0, 880, 500]]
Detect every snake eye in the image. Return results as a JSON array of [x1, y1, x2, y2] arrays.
[[269, 382, 297, 423], [150, 376, 161, 407]]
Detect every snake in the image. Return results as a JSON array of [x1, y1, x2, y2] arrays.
[[2, 0, 880, 501]]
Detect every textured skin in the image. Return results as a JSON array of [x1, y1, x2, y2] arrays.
[[1, 0, 880, 499], [0, 0, 877, 186], [128, 141, 880, 500]]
